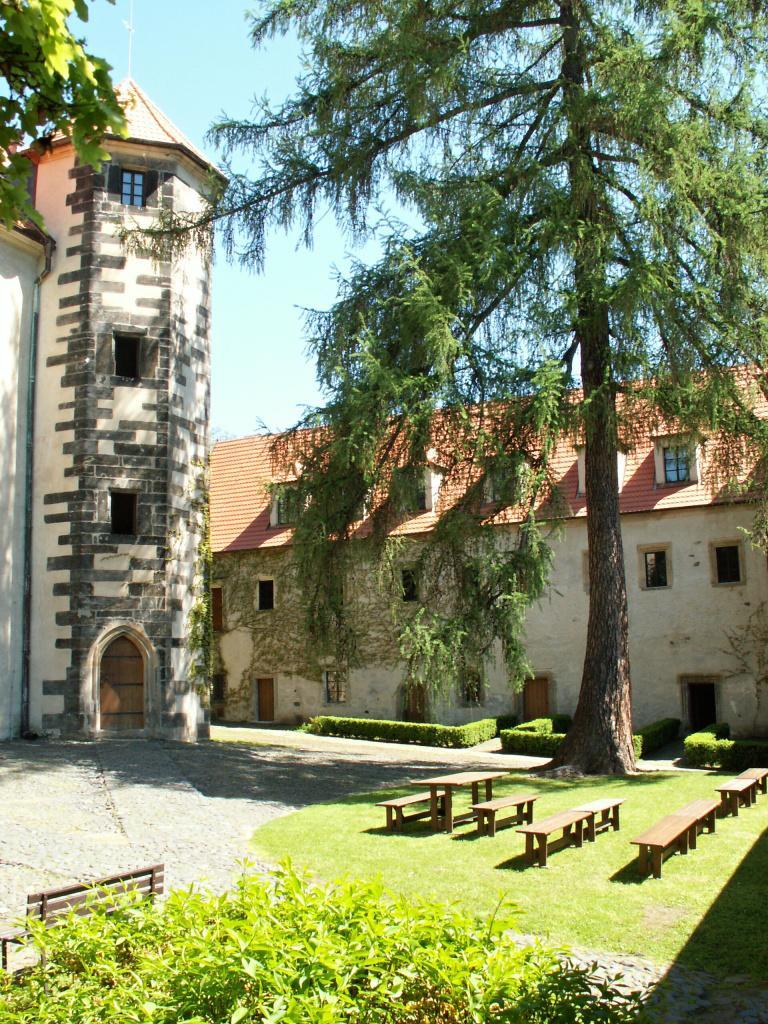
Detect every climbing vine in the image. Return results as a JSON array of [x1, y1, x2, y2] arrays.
[[187, 459, 213, 696]]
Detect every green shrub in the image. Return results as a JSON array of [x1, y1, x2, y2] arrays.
[[0, 866, 638, 1024], [695, 721, 731, 739], [634, 718, 680, 757], [306, 715, 498, 748], [500, 727, 565, 756], [495, 713, 518, 733], [684, 731, 768, 769], [513, 715, 572, 735]]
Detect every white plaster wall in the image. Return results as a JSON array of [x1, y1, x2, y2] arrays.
[[0, 230, 42, 738]]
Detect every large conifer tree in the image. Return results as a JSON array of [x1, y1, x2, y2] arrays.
[[163, 1, 768, 772]]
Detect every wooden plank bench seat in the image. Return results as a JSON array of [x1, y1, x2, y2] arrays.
[[631, 813, 698, 878], [672, 798, 719, 837], [471, 792, 538, 837], [1, 864, 164, 972], [737, 768, 768, 796], [517, 808, 595, 867], [573, 797, 624, 834], [716, 778, 758, 817], [376, 792, 445, 832]]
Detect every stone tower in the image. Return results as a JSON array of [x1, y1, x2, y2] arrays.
[[26, 80, 218, 740]]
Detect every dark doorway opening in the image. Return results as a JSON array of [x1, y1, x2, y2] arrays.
[[687, 681, 717, 731]]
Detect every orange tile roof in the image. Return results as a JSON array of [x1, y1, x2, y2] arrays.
[[211, 388, 767, 555]]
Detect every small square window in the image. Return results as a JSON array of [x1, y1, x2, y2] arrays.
[[324, 670, 347, 703], [114, 334, 141, 380], [644, 550, 668, 589], [212, 587, 224, 631], [110, 491, 137, 535], [121, 170, 145, 207], [401, 568, 418, 602], [715, 545, 741, 584], [258, 579, 274, 610], [663, 445, 689, 484]]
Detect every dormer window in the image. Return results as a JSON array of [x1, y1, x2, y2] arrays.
[[121, 170, 145, 207], [575, 446, 627, 496], [394, 465, 439, 514], [272, 484, 301, 526], [653, 436, 698, 486]]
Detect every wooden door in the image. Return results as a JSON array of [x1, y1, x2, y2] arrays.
[[100, 636, 144, 730], [404, 683, 426, 722], [523, 676, 549, 720], [256, 677, 275, 721]]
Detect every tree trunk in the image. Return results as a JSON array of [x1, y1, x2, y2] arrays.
[[549, 0, 636, 774]]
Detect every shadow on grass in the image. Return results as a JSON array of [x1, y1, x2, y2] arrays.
[[609, 858, 646, 885], [495, 853, 534, 872]]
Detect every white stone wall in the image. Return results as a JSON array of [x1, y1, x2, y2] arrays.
[[0, 229, 43, 738], [216, 503, 768, 735]]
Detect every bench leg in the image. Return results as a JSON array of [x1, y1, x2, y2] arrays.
[[536, 835, 548, 867], [687, 824, 697, 851], [705, 810, 716, 833], [524, 833, 535, 865], [651, 847, 663, 879], [443, 789, 454, 833], [637, 845, 650, 877], [524, 800, 534, 824], [611, 806, 620, 831], [585, 814, 596, 843], [678, 831, 689, 855], [487, 813, 497, 839], [394, 808, 404, 832]]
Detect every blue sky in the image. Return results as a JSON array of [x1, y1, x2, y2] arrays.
[[83, 0, 375, 437]]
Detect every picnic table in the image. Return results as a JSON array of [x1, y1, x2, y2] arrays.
[[410, 771, 508, 833]]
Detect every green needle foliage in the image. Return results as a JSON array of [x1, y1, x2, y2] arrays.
[[154, 1, 768, 772], [0, 865, 639, 1023], [0, 0, 126, 228]]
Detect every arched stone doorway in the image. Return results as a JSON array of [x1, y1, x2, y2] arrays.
[[100, 635, 145, 730]]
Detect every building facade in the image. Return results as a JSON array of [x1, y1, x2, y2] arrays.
[[0, 80, 216, 741], [209, 428, 768, 738]]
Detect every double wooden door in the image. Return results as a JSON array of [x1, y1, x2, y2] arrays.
[[100, 636, 145, 730]]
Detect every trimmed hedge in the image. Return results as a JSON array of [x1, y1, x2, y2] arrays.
[[501, 716, 678, 759], [634, 717, 680, 757], [306, 715, 499, 748], [495, 713, 519, 732], [684, 731, 768, 770]]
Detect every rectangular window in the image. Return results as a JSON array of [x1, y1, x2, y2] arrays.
[[110, 491, 137, 535], [121, 169, 145, 207], [461, 671, 483, 706], [258, 579, 274, 610], [324, 670, 347, 704], [401, 568, 418, 602], [212, 587, 223, 631], [715, 544, 741, 584], [644, 550, 668, 589], [114, 334, 141, 380], [663, 445, 689, 483], [211, 673, 226, 703]]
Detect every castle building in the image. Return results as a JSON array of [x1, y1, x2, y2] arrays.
[[209, 422, 768, 738], [0, 80, 217, 741]]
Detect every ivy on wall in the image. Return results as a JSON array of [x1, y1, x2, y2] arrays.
[[187, 460, 213, 697]]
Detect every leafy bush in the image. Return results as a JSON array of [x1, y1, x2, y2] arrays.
[[684, 732, 768, 770], [306, 715, 498, 748], [634, 718, 680, 757], [0, 866, 638, 1023], [500, 727, 565, 756], [512, 715, 572, 735], [495, 713, 518, 733], [694, 722, 731, 739]]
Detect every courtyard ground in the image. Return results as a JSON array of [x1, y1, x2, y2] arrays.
[[0, 728, 766, 1022]]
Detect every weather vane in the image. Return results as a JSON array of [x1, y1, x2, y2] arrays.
[[123, 0, 135, 78]]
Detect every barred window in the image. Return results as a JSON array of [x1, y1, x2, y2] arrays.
[[644, 550, 668, 589], [121, 169, 145, 207], [715, 545, 741, 584], [663, 445, 689, 483], [401, 568, 418, 602], [461, 671, 484, 706], [324, 670, 347, 703]]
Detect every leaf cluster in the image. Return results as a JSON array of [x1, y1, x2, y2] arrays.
[[0, 0, 126, 229], [0, 864, 639, 1023]]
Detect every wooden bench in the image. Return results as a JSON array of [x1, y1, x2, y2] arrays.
[[517, 808, 595, 867], [573, 797, 624, 834], [673, 798, 719, 837], [737, 768, 768, 796], [471, 792, 538, 837], [0, 864, 164, 972], [376, 792, 445, 832], [631, 812, 698, 878], [716, 778, 758, 817]]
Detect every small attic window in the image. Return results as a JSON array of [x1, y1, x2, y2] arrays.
[[114, 334, 141, 380], [121, 170, 145, 207]]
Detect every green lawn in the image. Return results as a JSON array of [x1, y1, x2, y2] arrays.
[[252, 771, 768, 980]]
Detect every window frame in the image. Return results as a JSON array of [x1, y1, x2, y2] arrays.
[[637, 544, 672, 590], [401, 567, 418, 603], [109, 490, 138, 537], [257, 578, 275, 611], [323, 670, 347, 704], [113, 332, 141, 381], [710, 541, 744, 586], [460, 671, 484, 707], [120, 169, 146, 208]]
